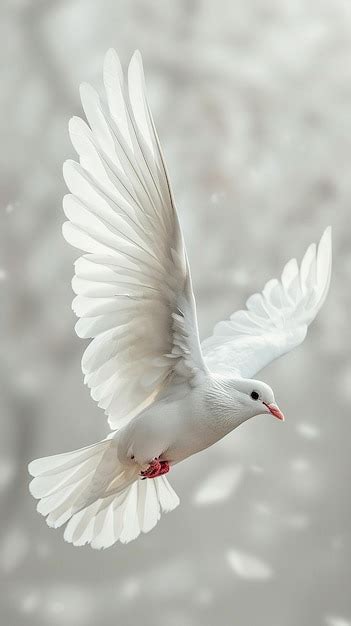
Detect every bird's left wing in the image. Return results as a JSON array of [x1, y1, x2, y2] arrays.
[[63, 50, 206, 430], [202, 228, 332, 379]]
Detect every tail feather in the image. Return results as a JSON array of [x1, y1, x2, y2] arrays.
[[63, 475, 179, 548], [29, 455, 99, 499], [28, 438, 180, 548], [28, 440, 104, 477]]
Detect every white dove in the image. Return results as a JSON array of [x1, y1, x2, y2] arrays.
[[28, 50, 332, 549]]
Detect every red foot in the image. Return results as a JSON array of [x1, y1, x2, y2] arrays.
[[140, 458, 170, 479]]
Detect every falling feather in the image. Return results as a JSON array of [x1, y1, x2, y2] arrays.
[[227, 549, 273, 580]]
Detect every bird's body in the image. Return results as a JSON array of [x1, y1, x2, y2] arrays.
[[117, 373, 250, 468], [28, 49, 332, 548]]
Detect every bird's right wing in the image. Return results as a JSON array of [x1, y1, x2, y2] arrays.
[[63, 50, 206, 430], [202, 228, 332, 379]]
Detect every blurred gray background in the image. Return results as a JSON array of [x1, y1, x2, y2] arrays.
[[1, 0, 350, 625]]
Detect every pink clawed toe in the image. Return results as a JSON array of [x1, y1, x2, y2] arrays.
[[140, 458, 170, 479]]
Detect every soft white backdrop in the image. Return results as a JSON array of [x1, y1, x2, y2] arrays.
[[1, 1, 350, 625]]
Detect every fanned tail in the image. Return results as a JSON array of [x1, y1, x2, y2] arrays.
[[63, 474, 179, 548], [28, 438, 179, 548]]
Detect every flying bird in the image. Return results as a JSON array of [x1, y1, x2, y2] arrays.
[[28, 50, 332, 548]]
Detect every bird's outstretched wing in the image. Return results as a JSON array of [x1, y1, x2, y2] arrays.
[[202, 228, 332, 379], [63, 49, 206, 429]]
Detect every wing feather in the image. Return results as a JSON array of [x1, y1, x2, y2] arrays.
[[202, 228, 332, 378], [63, 50, 206, 429]]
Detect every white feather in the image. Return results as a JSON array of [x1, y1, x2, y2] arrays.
[[63, 49, 205, 430], [202, 227, 332, 378], [29, 436, 179, 548]]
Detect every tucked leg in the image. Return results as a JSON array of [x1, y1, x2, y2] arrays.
[[140, 458, 170, 479]]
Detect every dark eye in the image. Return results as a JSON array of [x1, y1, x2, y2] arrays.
[[251, 391, 259, 400]]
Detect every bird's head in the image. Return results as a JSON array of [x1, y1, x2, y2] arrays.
[[233, 378, 285, 422]]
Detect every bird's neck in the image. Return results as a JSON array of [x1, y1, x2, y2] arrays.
[[201, 374, 251, 435]]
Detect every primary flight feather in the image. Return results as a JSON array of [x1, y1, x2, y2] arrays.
[[28, 49, 332, 548]]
